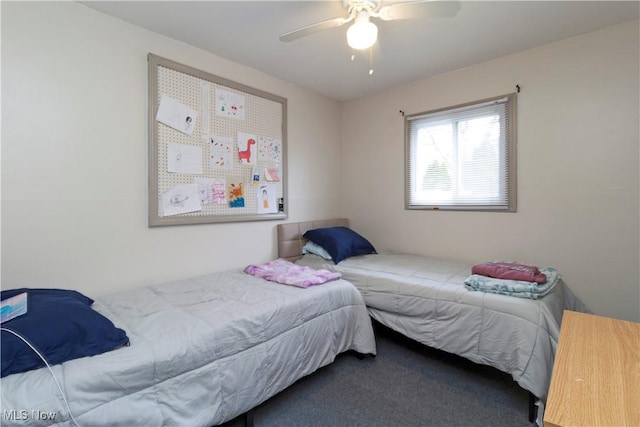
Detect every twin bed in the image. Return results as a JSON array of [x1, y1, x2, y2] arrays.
[[2, 217, 587, 426], [1, 268, 375, 426], [278, 218, 589, 422]]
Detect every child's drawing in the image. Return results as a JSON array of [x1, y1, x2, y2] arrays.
[[237, 132, 257, 165], [161, 184, 202, 216], [258, 136, 282, 163], [215, 89, 245, 120], [155, 94, 198, 136], [257, 184, 277, 214], [264, 166, 281, 182], [228, 179, 245, 208], [194, 178, 215, 205], [212, 179, 226, 205], [210, 135, 233, 170]]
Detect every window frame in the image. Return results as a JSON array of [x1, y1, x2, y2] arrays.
[[404, 93, 517, 212]]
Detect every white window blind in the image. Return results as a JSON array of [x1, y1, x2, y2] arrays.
[[405, 94, 516, 211]]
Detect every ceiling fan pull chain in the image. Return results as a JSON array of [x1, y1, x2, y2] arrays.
[[369, 48, 374, 75]]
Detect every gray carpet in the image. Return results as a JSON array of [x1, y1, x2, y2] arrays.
[[222, 323, 531, 427]]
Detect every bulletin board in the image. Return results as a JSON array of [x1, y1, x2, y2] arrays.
[[148, 53, 287, 226]]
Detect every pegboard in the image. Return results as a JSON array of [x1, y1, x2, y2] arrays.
[[148, 54, 287, 226]]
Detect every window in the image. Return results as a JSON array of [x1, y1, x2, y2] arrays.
[[405, 94, 516, 211]]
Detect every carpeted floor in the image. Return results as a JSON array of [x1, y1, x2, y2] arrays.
[[221, 323, 532, 427]]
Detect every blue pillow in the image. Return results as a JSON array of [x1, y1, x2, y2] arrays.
[[303, 226, 377, 264], [1, 288, 129, 378]]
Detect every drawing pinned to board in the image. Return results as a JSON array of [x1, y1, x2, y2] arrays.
[[228, 179, 245, 208], [194, 177, 227, 205], [237, 132, 257, 165], [156, 94, 198, 136], [161, 183, 202, 216], [216, 89, 245, 120], [264, 166, 281, 182], [212, 179, 226, 205], [167, 142, 203, 174], [209, 135, 233, 170], [258, 137, 282, 163], [257, 183, 277, 214], [194, 178, 215, 205]]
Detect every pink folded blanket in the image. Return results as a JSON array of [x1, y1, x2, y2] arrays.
[[244, 259, 342, 288], [471, 262, 547, 284]]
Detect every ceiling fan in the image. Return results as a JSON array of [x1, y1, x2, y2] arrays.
[[279, 0, 461, 51]]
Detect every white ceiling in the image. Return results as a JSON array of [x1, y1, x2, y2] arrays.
[[81, 1, 639, 102]]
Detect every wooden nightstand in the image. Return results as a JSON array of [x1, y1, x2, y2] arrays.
[[544, 310, 640, 427]]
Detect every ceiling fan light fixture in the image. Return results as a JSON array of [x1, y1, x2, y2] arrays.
[[346, 12, 378, 50]]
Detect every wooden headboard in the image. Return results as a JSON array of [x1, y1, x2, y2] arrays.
[[277, 218, 348, 261]]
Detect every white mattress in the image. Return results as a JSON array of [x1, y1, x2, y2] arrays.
[[1, 269, 376, 426], [296, 252, 588, 402]]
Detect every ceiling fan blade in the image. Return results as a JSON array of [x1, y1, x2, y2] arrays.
[[377, 1, 461, 21], [279, 16, 352, 42]]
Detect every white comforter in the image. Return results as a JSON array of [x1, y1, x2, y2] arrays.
[[1, 269, 376, 426], [297, 252, 588, 402]]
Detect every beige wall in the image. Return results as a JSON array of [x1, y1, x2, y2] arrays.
[[1, 2, 343, 296], [342, 20, 640, 322], [2, 3, 639, 322]]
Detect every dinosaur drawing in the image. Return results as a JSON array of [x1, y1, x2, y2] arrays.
[[239, 138, 256, 163]]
